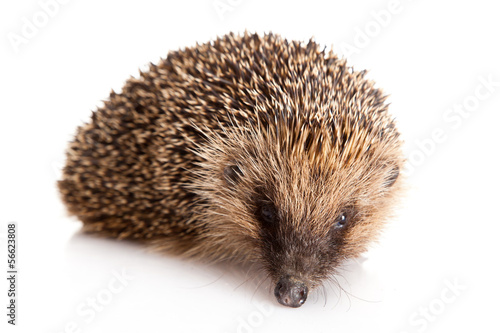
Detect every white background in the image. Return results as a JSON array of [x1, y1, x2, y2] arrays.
[[1, 0, 499, 332]]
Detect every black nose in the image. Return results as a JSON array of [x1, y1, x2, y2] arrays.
[[274, 276, 308, 308]]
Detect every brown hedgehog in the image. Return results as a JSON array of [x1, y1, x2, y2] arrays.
[[58, 32, 403, 308]]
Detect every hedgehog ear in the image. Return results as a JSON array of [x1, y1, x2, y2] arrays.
[[223, 164, 243, 185], [385, 165, 399, 187]]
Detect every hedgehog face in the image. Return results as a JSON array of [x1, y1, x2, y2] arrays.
[[246, 158, 399, 307], [193, 123, 402, 308]]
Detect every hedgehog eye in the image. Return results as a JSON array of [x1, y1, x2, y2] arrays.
[[260, 203, 276, 225], [334, 212, 348, 229], [223, 164, 243, 185]]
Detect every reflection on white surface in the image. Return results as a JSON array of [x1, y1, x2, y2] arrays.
[[45, 231, 372, 332]]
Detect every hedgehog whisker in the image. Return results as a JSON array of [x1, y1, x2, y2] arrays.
[[233, 261, 263, 292], [251, 274, 270, 302], [322, 284, 328, 307], [329, 273, 380, 304]]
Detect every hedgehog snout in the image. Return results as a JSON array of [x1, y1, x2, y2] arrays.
[[274, 275, 308, 308]]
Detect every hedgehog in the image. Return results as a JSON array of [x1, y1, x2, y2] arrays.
[[58, 32, 403, 308]]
